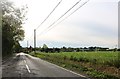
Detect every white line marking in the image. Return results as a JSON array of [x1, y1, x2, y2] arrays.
[[24, 60, 26, 64], [24, 60, 31, 73], [26, 64, 31, 73]]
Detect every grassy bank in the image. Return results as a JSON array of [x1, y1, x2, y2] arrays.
[[30, 51, 119, 79]]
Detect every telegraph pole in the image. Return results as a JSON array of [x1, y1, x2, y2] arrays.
[[27, 41, 29, 48], [27, 40, 29, 53], [34, 29, 36, 52]]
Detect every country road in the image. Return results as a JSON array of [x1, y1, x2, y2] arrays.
[[2, 53, 89, 79]]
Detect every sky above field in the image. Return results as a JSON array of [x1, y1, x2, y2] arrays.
[[11, 0, 119, 48]]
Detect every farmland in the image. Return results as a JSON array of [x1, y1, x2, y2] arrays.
[[30, 51, 119, 79]]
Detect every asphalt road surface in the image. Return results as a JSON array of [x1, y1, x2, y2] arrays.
[[2, 53, 89, 79]]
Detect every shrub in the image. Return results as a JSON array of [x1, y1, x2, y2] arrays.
[[63, 56, 67, 60], [78, 57, 84, 62], [73, 57, 78, 61], [91, 59, 97, 64], [70, 56, 74, 60]]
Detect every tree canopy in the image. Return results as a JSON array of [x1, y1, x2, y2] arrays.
[[1, 0, 27, 56], [42, 44, 48, 49]]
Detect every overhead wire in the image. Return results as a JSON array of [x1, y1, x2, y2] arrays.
[[36, 0, 62, 30], [49, 0, 90, 30], [38, 0, 82, 35], [40, 0, 89, 35]]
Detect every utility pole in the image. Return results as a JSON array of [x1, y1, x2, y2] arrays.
[[27, 41, 29, 48], [27, 40, 29, 53], [34, 29, 36, 52]]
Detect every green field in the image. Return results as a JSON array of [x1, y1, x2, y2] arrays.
[[31, 51, 119, 67], [30, 51, 119, 79]]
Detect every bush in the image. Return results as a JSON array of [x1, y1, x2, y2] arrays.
[[71, 64, 79, 68], [63, 56, 67, 60], [70, 56, 74, 60], [91, 59, 97, 64], [73, 57, 78, 61], [78, 57, 84, 62]]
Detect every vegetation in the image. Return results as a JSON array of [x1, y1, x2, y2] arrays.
[[1, 0, 27, 56], [30, 51, 119, 79], [27, 44, 119, 53]]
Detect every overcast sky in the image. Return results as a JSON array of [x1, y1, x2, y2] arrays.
[[11, 0, 119, 48]]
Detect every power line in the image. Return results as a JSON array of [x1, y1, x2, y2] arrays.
[[47, 0, 90, 34], [38, 0, 82, 35], [44, 0, 81, 30], [54, 0, 90, 27], [46, 0, 90, 34], [36, 0, 62, 30], [40, 0, 89, 35]]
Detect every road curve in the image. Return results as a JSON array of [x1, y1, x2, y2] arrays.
[[2, 52, 89, 79]]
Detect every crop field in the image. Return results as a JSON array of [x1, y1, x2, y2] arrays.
[[33, 51, 119, 67], [30, 51, 119, 79]]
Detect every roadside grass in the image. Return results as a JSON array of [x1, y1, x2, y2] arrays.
[[29, 51, 119, 79]]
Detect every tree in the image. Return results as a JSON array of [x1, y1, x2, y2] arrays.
[[42, 44, 48, 49], [1, 0, 27, 56], [41, 44, 48, 52], [61, 46, 67, 52]]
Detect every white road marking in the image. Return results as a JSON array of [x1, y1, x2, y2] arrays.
[[24, 60, 26, 64], [45, 60, 86, 78], [26, 64, 31, 73], [24, 60, 31, 73]]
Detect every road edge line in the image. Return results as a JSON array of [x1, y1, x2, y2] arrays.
[[45, 60, 87, 78]]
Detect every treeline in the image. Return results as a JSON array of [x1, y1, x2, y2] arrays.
[[23, 44, 119, 53], [2, 0, 26, 56]]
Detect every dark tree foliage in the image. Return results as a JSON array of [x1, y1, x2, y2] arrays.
[[1, 0, 27, 56]]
